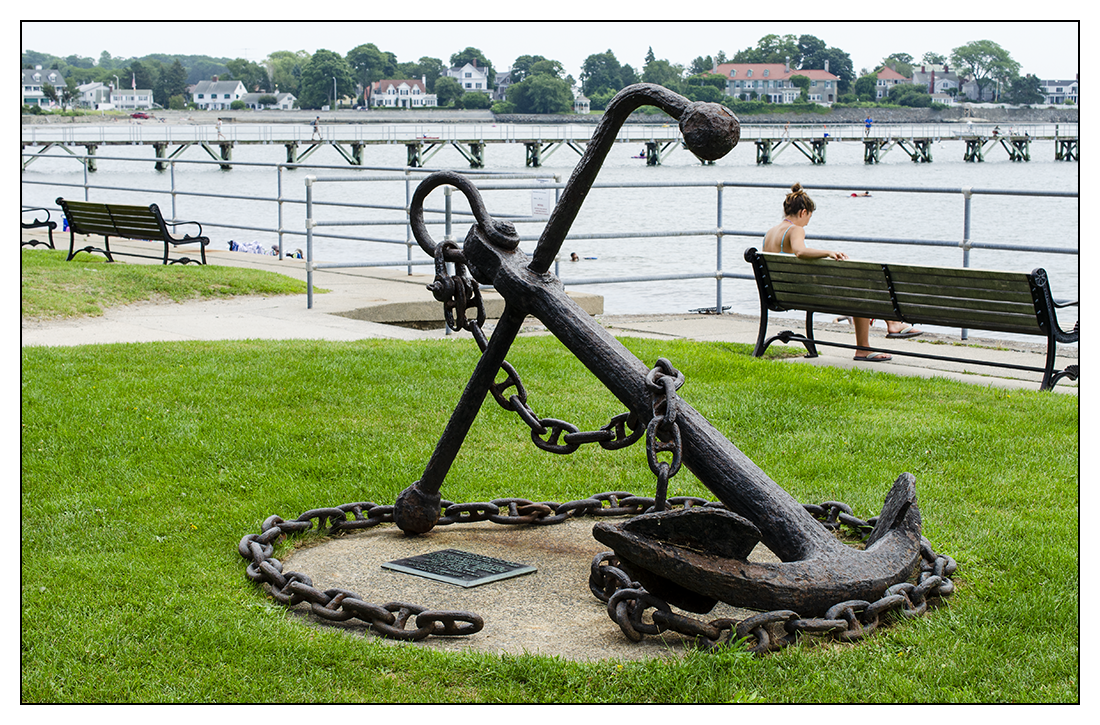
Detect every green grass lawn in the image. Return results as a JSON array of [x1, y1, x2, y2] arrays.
[[20, 334, 1079, 703], [21, 248, 311, 319]]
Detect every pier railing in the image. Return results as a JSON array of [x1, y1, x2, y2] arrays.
[[22, 152, 1078, 340], [21, 121, 1079, 146]]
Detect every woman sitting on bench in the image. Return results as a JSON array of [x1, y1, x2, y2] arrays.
[[763, 183, 923, 363]]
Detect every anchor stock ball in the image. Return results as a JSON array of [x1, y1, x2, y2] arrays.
[[679, 102, 740, 161]]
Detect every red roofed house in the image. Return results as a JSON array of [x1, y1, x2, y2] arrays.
[[368, 77, 437, 109], [714, 61, 840, 104], [874, 66, 910, 100]]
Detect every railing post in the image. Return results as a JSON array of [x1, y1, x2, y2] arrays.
[[961, 186, 973, 340], [305, 175, 315, 309], [406, 170, 414, 276], [276, 165, 284, 259], [715, 181, 724, 314], [169, 160, 177, 220]]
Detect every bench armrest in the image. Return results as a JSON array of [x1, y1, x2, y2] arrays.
[[164, 219, 204, 239], [1053, 298, 1078, 309], [22, 207, 52, 222]]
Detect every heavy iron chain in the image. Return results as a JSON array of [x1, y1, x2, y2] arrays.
[[589, 501, 959, 655], [238, 495, 956, 652], [236, 259, 956, 650], [431, 247, 684, 479]]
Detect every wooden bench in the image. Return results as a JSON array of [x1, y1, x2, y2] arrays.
[[743, 247, 1079, 391], [55, 198, 209, 265], [21, 207, 57, 249]]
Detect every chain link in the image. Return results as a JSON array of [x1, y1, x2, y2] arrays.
[[241, 493, 956, 653]]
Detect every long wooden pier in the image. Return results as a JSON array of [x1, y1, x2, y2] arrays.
[[21, 122, 1078, 170]]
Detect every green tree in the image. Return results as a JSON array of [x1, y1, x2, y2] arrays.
[[152, 59, 189, 107], [798, 35, 855, 93], [434, 75, 464, 107], [449, 47, 494, 90], [683, 85, 723, 103], [580, 50, 624, 96], [951, 40, 1020, 101], [1003, 74, 1045, 105], [642, 54, 683, 92], [416, 57, 444, 92], [168, 94, 187, 110], [266, 50, 309, 97], [853, 74, 877, 102], [887, 83, 932, 107], [733, 34, 800, 64], [510, 54, 548, 83], [882, 52, 915, 78], [226, 58, 271, 92], [40, 82, 59, 106], [97, 51, 119, 70], [347, 43, 397, 90], [297, 49, 355, 109], [688, 56, 713, 75], [506, 74, 573, 113], [789, 73, 810, 101], [458, 91, 492, 109], [125, 59, 156, 92], [922, 52, 947, 66], [65, 54, 95, 69]]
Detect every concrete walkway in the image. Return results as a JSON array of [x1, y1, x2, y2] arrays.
[[22, 231, 1077, 395]]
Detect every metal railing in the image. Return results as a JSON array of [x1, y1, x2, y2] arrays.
[[21, 121, 1079, 146], [22, 151, 1078, 340]]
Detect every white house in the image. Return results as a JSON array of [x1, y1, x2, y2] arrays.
[[77, 81, 112, 108], [910, 65, 960, 96], [1040, 78, 1078, 105], [240, 91, 297, 110], [369, 78, 437, 108], [446, 62, 490, 92], [111, 87, 154, 110], [22, 66, 66, 107], [191, 80, 247, 110]]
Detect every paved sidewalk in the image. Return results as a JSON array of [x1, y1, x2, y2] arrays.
[[21, 232, 1077, 394]]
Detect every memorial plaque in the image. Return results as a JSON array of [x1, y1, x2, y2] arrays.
[[382, 549, 536, 588]]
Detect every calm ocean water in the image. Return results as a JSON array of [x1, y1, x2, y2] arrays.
[[21, 123, 1078, 338]]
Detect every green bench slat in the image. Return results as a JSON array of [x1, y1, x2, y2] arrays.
[[895, 291, 1037, 316]]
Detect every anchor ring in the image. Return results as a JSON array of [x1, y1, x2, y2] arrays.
[[409, 170, 520, 259]]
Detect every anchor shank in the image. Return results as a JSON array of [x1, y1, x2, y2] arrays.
[[394, 304, 526, 534], [467, 239, 834, 562]]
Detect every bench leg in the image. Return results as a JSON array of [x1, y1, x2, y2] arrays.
[[752, 304, 770, 356], [1040, 334, 1078, 391], [802, 311, 820, 358]]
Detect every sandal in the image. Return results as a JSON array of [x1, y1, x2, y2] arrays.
[[886, 325, 923, 339], [854, 352, 892, 362]]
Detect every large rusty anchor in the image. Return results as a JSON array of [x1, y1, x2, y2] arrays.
[[393, 83, 923, 617]]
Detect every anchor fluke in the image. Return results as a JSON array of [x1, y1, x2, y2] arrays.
[[593, 473, 923, 616]]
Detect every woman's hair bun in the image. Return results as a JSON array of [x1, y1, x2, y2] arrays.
[[790, 182, 804, 194]]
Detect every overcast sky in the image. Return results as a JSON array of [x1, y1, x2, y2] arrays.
[[21, 17, 1079, 82]]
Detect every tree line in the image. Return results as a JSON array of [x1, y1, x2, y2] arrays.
[[22, 34, 1053, 113]]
